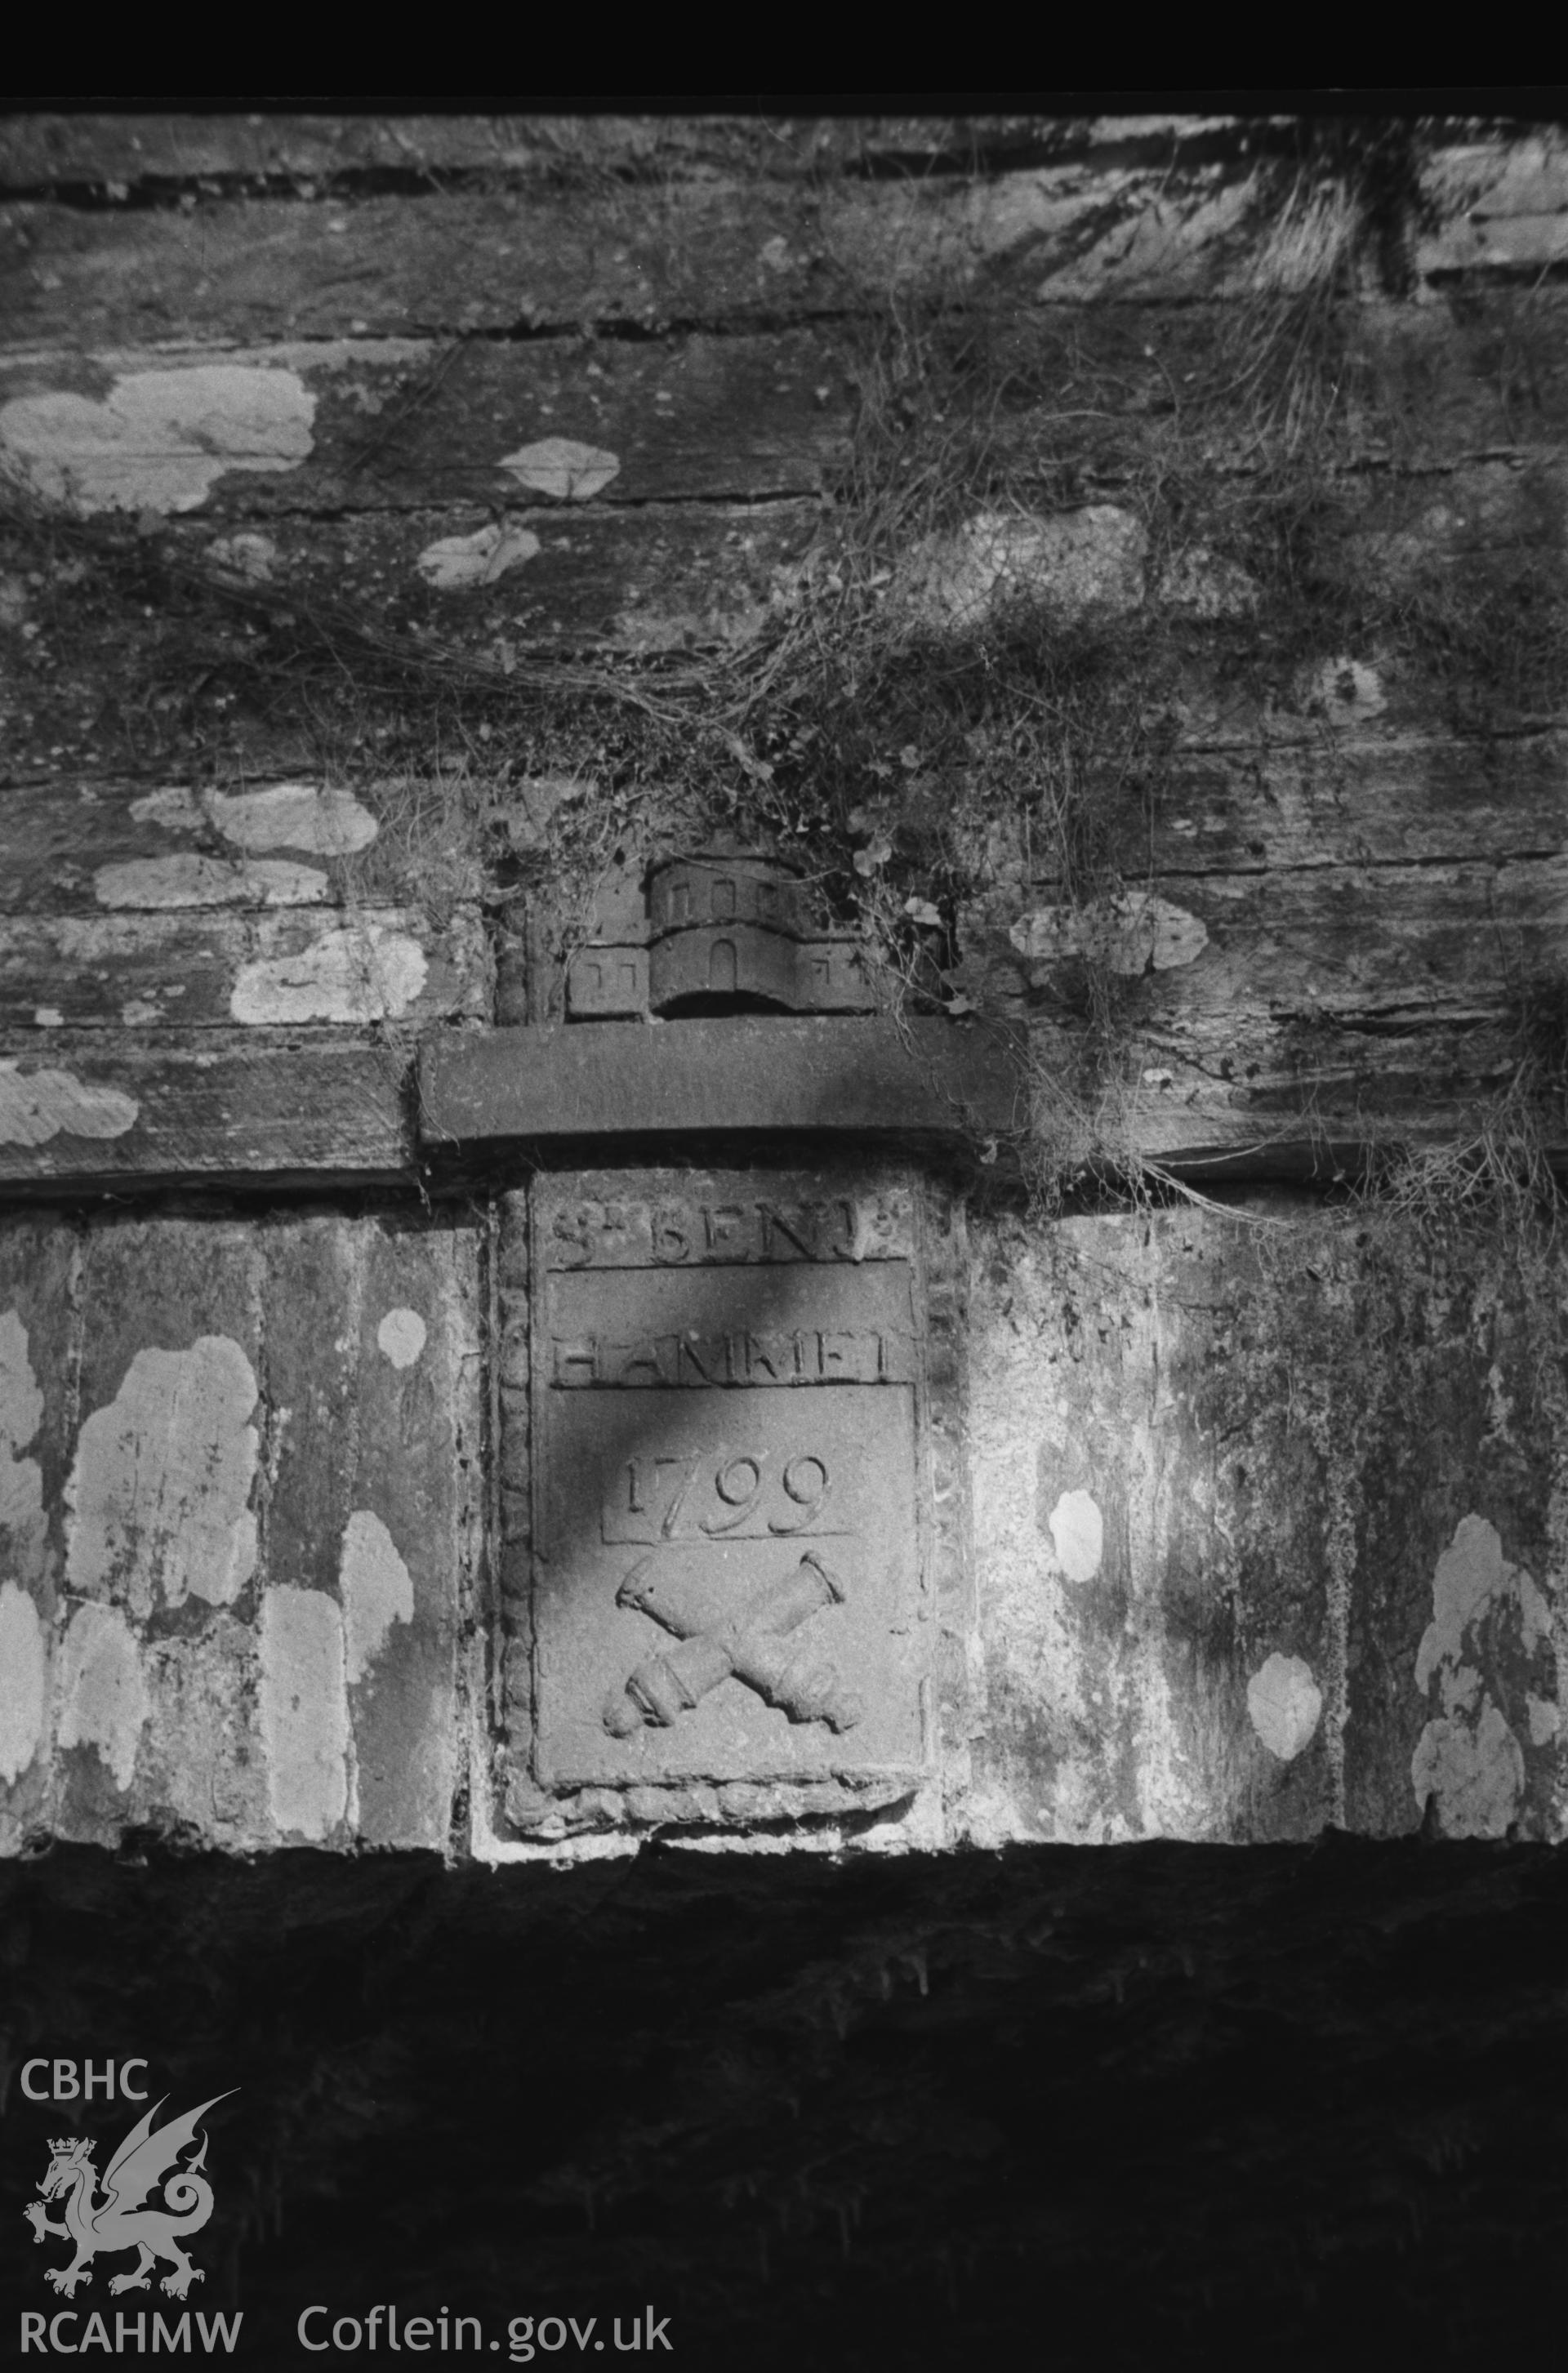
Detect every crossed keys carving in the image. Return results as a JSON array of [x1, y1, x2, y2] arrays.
[[603, 1549, 865, 1739]]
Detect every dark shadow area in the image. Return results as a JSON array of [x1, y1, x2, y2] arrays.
[[653, 992, 796, 1020], [2, 1837, 1561, 2367]]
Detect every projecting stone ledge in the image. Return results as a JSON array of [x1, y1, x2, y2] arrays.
[[417, 1017, 1024, 1149]]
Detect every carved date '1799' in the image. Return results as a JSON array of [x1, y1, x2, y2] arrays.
[[604, 1448, 840, 1544]]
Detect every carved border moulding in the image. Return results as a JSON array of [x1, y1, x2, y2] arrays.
[[497, 1166, 962, 1835]]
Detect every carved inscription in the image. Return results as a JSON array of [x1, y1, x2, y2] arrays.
[[528, 1169, 930, 1792], [546, 1188, 912, 1270], [550, 1326, 915, 1388]]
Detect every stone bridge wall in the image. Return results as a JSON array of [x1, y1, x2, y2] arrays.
[[1, 113, 1563, 1863]]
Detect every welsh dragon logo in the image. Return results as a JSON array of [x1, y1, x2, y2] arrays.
[[24, 2094, 235, 2300]]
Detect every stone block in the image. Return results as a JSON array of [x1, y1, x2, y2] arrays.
[[503, 1166, 947, 1827], [419, 1016, 1022, 1146], [0, 1207, 481, 1858]]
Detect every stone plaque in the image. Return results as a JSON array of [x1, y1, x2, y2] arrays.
[[524, 1169, 936, 1799]]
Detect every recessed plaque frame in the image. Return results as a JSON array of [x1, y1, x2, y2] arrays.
[[497, 1165, 966, 1833]]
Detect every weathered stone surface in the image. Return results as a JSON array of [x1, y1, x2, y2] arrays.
[[1, 108, 1564, 1881], [515, 1169, 935, 1818], [2, 1179, 1561, 1858], [0, 778, 385, 915], [0, 1037, 412, 1189], [4, 292, 1557, 541], [0, 1222, 77, 1850], [964, 1198, 1566, 1845], [418, 1017, 1022, 1150], [891, 505, 1147, 639], [0, 331, 854, 516], [0, 363, 318, 515], [956, 842, 1568, 1170], [4, 129, 1552, 353], [0, 1207, 481, 1854], [264, 1212, 479, 1849], [0, 111, 1088, 193], [1418, 133, 1568, 276], [0, 903, 488, 1043]]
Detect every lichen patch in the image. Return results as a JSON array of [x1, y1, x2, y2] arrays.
[[203, 782, 379, 855], [1411, 1513, 1550, 1837], [0, 1307, 45, 1545], [498, 437, 621, 502], [128, 786, 203, 831], [1156, 545, 1260, 619], [66, 1336, 260, 1619], [1308, 656, 1388, 721], [1527, 1694, 1561, 1746], [0, 1062, 139, 1146], [1416, 1514, 1518, 1690], [0, 1581, 47, 1788], [892, 505, 1147, 639], [207, 530, 278, 582], [341, 1510, 415, 1685], [229, 924, 428, 1024], [1411, 1701, 1525, 1839], [93, 854, 330, 909], [376, 1307, 427, 1369], [0, 365, 315, 514], [1048, 1488, 1104, 1583], [1246, 1653, 1323, 1761], [259, 1585, 350, 1842], [1011, 893, 1209, 977], [56, 1600, 147, 1792], [416, 523, 541, 590]]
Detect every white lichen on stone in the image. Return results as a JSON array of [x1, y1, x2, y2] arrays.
[[416, 523, 541, 589], [229, 924, 427, 1024], [0, 366, 315, 514], [0, 1581, 47, 1787], [1411, 1702, 1526, 1840], [0, 1062, 139, 1146], [376, 1307, 427, 1369], [1517, 1570, 1554, 1653], [1527, 1694, 1561, 1746], [892, 505, 1146, 640], [1011, 892, 1209, 977], [93, 855, 330, 909], [1416, 1514, 1521, 1690], [128, 786, 203, 831], [259, 1585, 350, 1841], [56, 1601, 148, 1791], [0, 1317, 49, 1791], [1156, 545, 1260, 619], [498, 437, 621, 501], [1047, 1488, 1104, 1583], [66, 1336, 260, 1619], [1246, 1653, 1323, 1761], [340, 1510, 415, 1684], [203, 782, 379, 856], [1308, 656, 1387, 722], [136, 1614, 265, 1844], [206, 531, 278, 582], [1410, 1513, 1543, 1837], [0, 1307, 45, 1540]]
